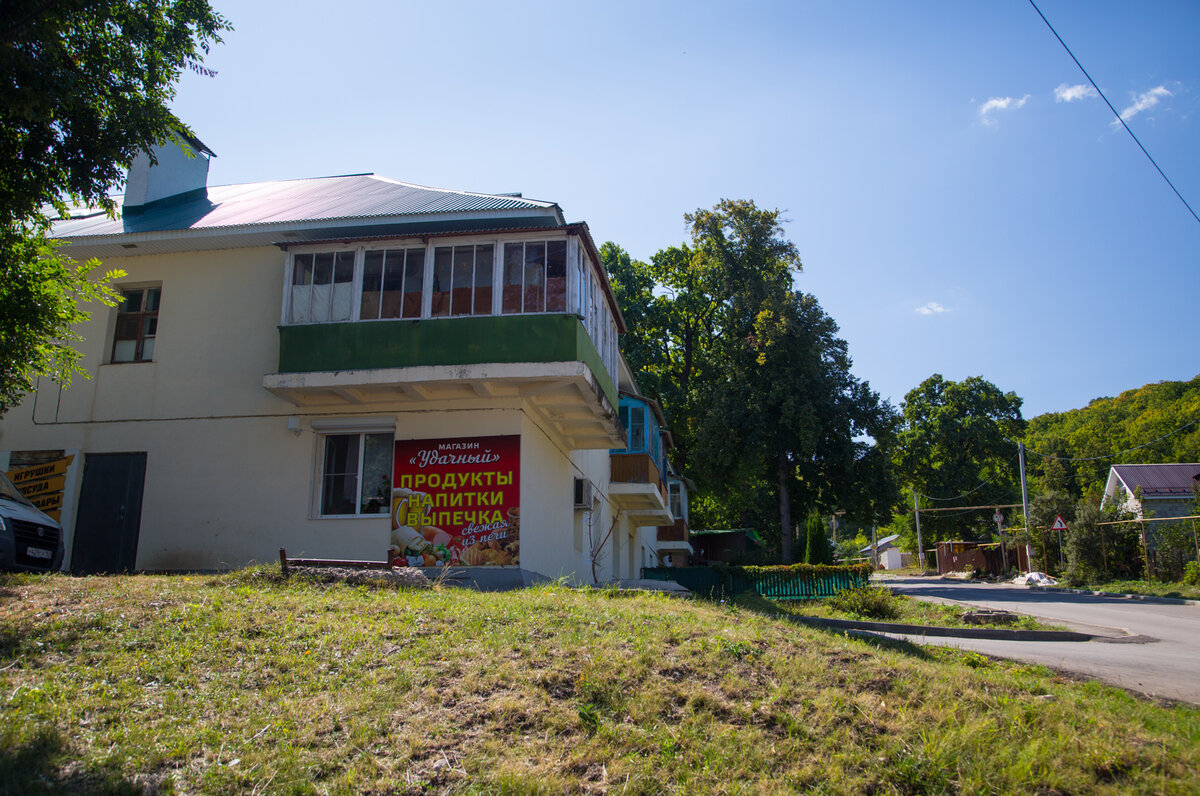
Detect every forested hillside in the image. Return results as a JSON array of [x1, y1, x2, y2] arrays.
[[1024, 375, 1200, 499]]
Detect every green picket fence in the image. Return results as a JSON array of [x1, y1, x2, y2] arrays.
[[642, 564, 872, 601]]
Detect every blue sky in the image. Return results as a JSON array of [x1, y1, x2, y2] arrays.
[[171, 0, 1199, 419]]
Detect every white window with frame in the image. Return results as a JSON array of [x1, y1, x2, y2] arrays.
[[360, 247, 425, 320], [575, 245, 589, 318], [431, 243, 494, 317], [284, 235, 586, 325], [668, 481, 687, 523], [502, 240, 567, 314], [317, 431, 394, 517], [111, 286, 161, 363], [290, 250, 355, 324]]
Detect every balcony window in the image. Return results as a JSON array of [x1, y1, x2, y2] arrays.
[[668, 480, 687, 522], [432, 244, 493, 317], [502, 241, 566, 314], [361, 248, 424, 319], [291, 251, 354, 323], [619, 404, 647, 453], [281, 235, 619, 388]]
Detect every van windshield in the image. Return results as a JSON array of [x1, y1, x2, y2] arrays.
[[0, 472, 34, 508]]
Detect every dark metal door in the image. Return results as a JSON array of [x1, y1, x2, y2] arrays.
[[71, 452, 147, 574]]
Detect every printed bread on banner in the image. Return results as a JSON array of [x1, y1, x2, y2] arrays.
[[390, 435, 519, 567]]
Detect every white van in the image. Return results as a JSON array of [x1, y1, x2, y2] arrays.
[[0, 471, 65, 573]]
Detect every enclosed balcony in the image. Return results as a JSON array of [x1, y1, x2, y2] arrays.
[[261, 233, 626, 449], [608, 394, 671, 523], [263, 315, 622, 449]]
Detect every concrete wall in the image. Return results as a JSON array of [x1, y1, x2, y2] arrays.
[[0, 245, 619, 581]]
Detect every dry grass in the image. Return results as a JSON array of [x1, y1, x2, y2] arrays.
[[0, 568, 1197, 794]]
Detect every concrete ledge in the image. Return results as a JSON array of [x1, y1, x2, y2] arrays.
[[417, 566, 553, 591], [1027, 584, 1198, 606], [780, 613, 1098, 642]]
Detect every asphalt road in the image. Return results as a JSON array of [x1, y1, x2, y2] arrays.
[[880, 576, 1200, 705]]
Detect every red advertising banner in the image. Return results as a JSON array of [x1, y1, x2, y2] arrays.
[[390, 435, 520, 567]]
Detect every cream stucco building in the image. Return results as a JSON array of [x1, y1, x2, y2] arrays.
[[0, 136, 689, 584]]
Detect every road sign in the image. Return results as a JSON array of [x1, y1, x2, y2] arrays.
[[1051, 515, 1068, 532], [992, 511, 1004, 524]]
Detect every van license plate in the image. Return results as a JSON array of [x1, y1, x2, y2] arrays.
[[26, 547, 53, 560]]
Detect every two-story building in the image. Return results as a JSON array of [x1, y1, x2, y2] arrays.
[[0, 135, 678, 584]]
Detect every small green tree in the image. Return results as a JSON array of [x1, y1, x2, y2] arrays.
[[1066, 493, 1143, 585], [1027, 491, 1074, 575], [0, 232, 123, 411], [804, 512, 833, 565]]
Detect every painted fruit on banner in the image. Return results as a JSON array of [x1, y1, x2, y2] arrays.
[[390, 435, 519, 567]]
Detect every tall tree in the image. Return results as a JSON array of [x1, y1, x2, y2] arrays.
[[599, 243, 667, 403], [893, 374, 1025, 543], [0, 0, 230, 414], [608, 199, 899, 561]]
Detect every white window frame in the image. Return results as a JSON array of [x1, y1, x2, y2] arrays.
[[281, 232, 573, 326], [110, 283, 163, 363], [310, 417, 397, 519], [359, 246, 428, 321], [287, 249, 357, 325]]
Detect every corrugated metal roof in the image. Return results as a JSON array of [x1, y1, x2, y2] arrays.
[[52, 174, 560, 239], [859, 534, 901, 554], [1111, 463, 1200, 497]]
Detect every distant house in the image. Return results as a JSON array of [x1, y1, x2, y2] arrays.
[[858, 533, 911, 570], [1102, 464, 1200, 521]]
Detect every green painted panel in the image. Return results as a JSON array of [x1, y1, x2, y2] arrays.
[[278, 314, 616, 407]]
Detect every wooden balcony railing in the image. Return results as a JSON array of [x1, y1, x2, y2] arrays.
[[657, 518, 689, 543], [610, 453, 667, 504]]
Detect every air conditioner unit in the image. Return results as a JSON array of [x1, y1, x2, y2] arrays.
[[573, 478, 593, 509]]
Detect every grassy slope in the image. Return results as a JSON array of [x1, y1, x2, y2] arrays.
[[736, 589, 1058, 631], [1055, 580, 1200, 601], [0, 570, 1197, 795]]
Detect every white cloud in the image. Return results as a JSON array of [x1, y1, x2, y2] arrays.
[[1115, 85, 1172, 124], [1054, 83, 1097, 103], [978, 94, 1030, 125], [915, 302, 948, 316]]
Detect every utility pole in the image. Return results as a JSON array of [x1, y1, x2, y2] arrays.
[[913, 491, 925, 572], [993, 508, 1008, 574], [1018, 441, 1032, 567], [871, 524, 879, 570]]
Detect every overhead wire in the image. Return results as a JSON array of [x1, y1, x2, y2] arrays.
[[1009, 418, 1199, 463], [1027, 0, 1200, 227], [917, 452, 1021, 503]]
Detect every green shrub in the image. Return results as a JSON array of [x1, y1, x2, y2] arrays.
[[828, 587, 901, 620], [732, 562, 874, 579], [1184, 561, 1200, 586]]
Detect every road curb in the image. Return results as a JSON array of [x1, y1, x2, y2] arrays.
[[1027, 585, 1198, 606], [781, 613, 1097, 642]]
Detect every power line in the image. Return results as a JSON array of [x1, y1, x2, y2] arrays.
[[918, 452, 1021, 503], [1009, 418, 1199, 464], [1028, 0, 1200, 227]]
